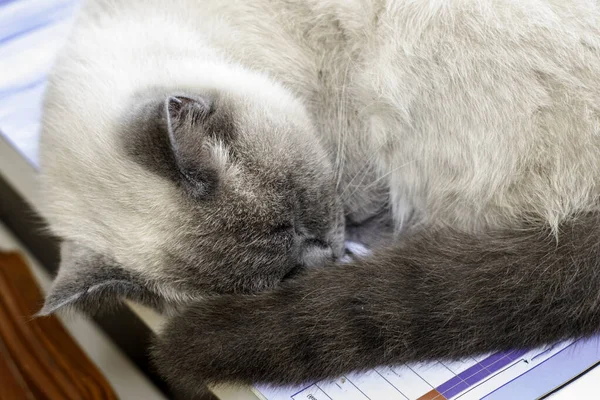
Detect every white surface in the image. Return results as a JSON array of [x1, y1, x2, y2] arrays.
[[547, 366, 600, 400]]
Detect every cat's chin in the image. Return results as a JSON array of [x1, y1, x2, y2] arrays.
[[281, 240, 370, 282]]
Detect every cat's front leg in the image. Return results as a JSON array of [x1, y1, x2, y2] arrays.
[[152, 261, 409, 392], [153, 214, 600, 392]]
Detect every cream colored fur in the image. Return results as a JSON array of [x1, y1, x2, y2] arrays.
[[40, 0, 600, 287]]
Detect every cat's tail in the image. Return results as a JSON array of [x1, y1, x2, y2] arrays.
[[153, 212, 600, 390]]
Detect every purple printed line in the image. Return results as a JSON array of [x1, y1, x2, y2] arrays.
[[434, 351, 523, 398], [505, 349, 528, 361], [464, 369, 491, 386], [484, 356, 512, 374], [437, 376, 466, 394], [290, 383, 318, 398], [456, 364, 484, 381], [482, 340, 579, 399], [480, 353, 508, 368], [442, 380, 470, 399]]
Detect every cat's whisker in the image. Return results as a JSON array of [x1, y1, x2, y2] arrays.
[[338, 161, 373, 200], [334, 61, 353, 190], [338, 140, 391, 201], [342, 158, 418, 203]]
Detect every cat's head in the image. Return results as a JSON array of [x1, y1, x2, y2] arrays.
[[39, 82, 344, 315]]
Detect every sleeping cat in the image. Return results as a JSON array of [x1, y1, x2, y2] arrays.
[[39, 0, 600, 395]]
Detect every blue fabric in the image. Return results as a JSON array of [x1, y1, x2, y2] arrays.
[[0, 0, 78, 167]]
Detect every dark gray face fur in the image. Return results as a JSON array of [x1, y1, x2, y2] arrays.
[[41, 89, 345, 314], [127, 91, 346, 294]]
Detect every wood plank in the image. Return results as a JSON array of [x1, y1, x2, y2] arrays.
[[0, 251, 118, 400], [0, 337, 36, 400]]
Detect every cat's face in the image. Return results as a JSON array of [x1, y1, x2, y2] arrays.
[[127, 92, 346, 294], [40, 88, 345, 313]]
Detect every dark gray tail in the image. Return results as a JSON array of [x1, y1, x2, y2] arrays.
[[153, 213, 600, 391]]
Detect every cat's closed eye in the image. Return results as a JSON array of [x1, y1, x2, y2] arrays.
[[270, 222, 295, 236]]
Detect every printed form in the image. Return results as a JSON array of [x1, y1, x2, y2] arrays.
[[254, 336, 600, 400]]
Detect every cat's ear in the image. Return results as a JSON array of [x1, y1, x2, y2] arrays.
[[39, 241, 164, 316], [165, 95, 213, 136], [124, 94, 221, 197], [163, 95, 219, 198]]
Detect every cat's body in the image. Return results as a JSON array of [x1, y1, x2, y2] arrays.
[[40, 0, 600, 395]]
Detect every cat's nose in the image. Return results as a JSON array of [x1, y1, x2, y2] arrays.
[[299, 239, 334, 268]]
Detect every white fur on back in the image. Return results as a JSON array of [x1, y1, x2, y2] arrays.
[[40, 0, 600, 275]]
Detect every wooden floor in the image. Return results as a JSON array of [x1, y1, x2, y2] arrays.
[[0, 251, 118, 400]]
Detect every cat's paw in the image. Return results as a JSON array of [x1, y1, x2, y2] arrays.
[[151, 295, 284, 391]]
